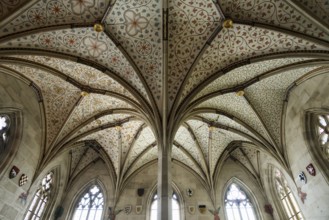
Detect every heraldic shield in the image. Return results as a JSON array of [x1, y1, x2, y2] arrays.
[[137, 188, 144, 197], [306, 163, 316, 176], [9, 166, 20, 179], [19, 174, 28, 186], [124, 205, 132, 215]]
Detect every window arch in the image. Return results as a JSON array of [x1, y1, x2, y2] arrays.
[[274, 168, 303, 220], [150, 192, 180, 220], [0, 114, 10, 155], [0, 109, 22, 176], [315, 114, 329, 159], [224, 183, 257, 220], [305, 110, 329, 180], [72, 185, 104, 220], [24, 171, 54, 220]]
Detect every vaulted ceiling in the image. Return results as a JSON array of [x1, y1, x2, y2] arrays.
[[0, 0, 329, 194]]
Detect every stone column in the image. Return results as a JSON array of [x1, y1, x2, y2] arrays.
[[157, 146, 172, 220]]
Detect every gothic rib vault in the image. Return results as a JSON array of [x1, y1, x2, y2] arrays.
[[0, 0, 329, 219]]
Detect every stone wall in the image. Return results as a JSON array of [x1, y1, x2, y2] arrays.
[[215, 159, 273, 220], [115, 161, 214, 220], [58, 159, 116, 220], [0, 71, 42, 220], [284, 71, 329, 220]]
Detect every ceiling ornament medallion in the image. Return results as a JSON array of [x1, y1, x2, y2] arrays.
[[93, 23, 104, 33], [80, 91, 89, 97], [223, 19, 234, 29], [236, 90, 245, 96]]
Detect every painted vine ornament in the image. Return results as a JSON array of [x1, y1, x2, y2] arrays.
[[297, 187, 307, 204], [18, 192, 28, 205], [108, 207, 122, 220], [208, 207, 221, 220], [264, 204, 273, 217]]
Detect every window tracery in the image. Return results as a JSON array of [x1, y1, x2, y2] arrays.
[[150, 192, 180, 220], [224, 183, 257, 220], [274, 169, 303, 220], [24, 171, 54, 220], [72, 185, 104, 220], [317, 115, 329, 159], [0, 115, 10, 155]]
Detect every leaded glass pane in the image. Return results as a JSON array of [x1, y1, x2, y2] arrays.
[[224, 183, 256, 220], [24, 172, 54, 220], [72, 185, 104, 220], [0, 115, 10, 155], [150, 192, 180, 220], [317, 115, 329, 159], [274, 169, 303, 220]]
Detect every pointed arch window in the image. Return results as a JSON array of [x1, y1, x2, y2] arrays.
[[224, 183, 257, 220], [72, 185, 104, 220], [316, 114, 329, 159], [274, 169, 303, 220], [150, 192, 180, 220], [0, 114, 10, 155], [24, 171, 54, 220]]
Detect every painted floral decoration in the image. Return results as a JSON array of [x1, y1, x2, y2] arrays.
[[124, 10, 148, 36], [83, 37, 107, 58]]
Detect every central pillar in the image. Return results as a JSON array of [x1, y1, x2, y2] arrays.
[[157, 146, 172, 220]]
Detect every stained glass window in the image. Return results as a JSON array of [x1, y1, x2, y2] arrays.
[[317, 115, 329, 159], [0, 115, 10, 155], [274, 169, 303, 220], [150, 192, 180, 220], [224, 183, 257, 220], [24, 172, 54, 220], [72, 185, 104, 220]]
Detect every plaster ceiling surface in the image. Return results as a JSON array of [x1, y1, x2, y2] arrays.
[[67, 113, 131, 141], [174, 126, 204, 166], [196, 93, 273, 145], [220, 0, 329, 40], [125, 145, 158, 178], [105, 0, 163, 102], [8, 55, 137, 101], [0, 27, 149, 100], [208, 128, 249, 175], [167, 0, 221, 104], [1, 0, 329, 194], [120, 120, 145, 160], [56, 93, 132, 144], [71, 146, 100, 179], [185, 120, 210, 163], [240, 143, 260, 172], [181, 24, 329, 101], [196, 113, 262, 143], [70, 145, 89, 175], [1, 63, 81, 148], [192, 57, 315, 101], [231, 148, 257, 175], [172, 145, 205, 179], [299, 0, 329, 23], [123, 126, 156, 173], [0, 0, 30, 21], [0, 0, 110, 36], [245, 65, 322, 146], [79, 126, 120, 174]]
